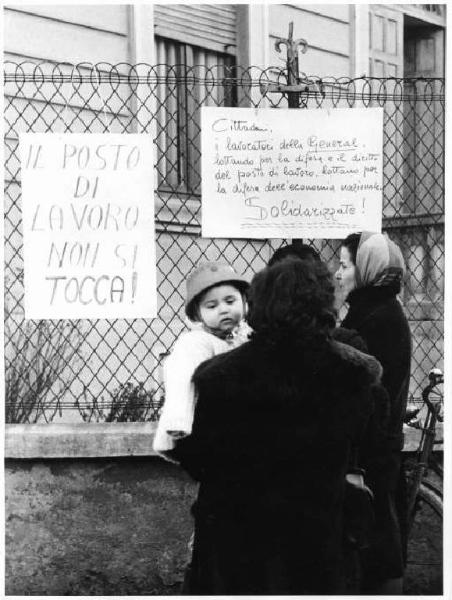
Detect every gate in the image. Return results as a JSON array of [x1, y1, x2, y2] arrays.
[[3, 62, 445, 422]]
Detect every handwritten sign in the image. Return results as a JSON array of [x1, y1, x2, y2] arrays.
[[19, 133, 157, 319], [201, 106, 383, 239]]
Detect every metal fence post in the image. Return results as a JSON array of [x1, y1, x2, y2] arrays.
[[274, 22, 308, 244]]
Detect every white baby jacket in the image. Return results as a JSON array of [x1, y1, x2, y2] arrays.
[[153, 321, 250, 460]]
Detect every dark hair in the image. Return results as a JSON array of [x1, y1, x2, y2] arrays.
[[341, 233, 361, 265], [248, 257, 336, 348], [268, 242, 321, 266]]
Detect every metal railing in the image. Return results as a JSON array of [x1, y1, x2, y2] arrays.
[[3, 62, 445, 422]]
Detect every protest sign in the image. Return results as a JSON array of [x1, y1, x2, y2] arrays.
[[19, 133, 157, 319], [201, 106, 383, 239]]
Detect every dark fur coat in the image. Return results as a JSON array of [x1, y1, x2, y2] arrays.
[[341, 286, 411, 448], [174, 336, 382, 595], [341, 285, 412, 587]]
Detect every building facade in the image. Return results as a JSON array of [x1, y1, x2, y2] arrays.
[[3, 4, 446, 419], [3, 4, 446, 77]]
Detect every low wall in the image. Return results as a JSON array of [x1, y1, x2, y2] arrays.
[[5, 423, 197, 596], [5, 422, 442, 595]]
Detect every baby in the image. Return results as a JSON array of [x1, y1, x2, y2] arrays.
[[153, 261, 250, 460]]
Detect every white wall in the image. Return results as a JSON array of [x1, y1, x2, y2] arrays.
[[268, 4, 354, 77], [4, 5, 131, 64]]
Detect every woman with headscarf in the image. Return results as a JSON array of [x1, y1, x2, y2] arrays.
[[173, 257, 383, 595], [335, 231, 412, 594]]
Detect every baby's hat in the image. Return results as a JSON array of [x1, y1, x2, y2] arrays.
[[185, 261, 249, 320]]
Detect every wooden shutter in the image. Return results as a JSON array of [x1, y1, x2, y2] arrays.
[[403, 27, 444, 218], [154, 4, 237, 55], [369, 7, 403, 77], [367, 7, 404, 218]]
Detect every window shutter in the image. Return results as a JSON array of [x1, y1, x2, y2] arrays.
[[154, 4, 237, 55], [369, 7, 403, 77]]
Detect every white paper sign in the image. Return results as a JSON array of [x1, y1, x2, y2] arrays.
[[19, 133, 157, 319], [201, 106, 384, 239]]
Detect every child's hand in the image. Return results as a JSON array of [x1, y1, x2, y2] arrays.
[[168, 430, 188, 439]]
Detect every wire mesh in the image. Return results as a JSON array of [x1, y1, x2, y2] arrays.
[[3, 62, 445, 422]]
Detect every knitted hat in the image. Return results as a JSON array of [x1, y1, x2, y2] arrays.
[[185, 261, 249, 320]]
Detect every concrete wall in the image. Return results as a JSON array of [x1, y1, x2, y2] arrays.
[[4, 422, 441, 594], [5, 457, 197, 595], [5, 423, 197, 596]]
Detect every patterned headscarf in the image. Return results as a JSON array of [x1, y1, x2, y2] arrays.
[[354, 231, 405, 288]]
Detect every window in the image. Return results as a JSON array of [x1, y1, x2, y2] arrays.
[[154, 36, 236, 195]]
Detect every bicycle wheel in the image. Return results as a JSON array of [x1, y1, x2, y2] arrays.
[[405, 483, 442, 594]]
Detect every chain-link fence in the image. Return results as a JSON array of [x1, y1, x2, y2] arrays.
[[4, 62, 445, 422]]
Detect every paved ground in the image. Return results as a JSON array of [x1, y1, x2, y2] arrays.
[[405, 517, 442, 594], [404, 469, 442, 594]]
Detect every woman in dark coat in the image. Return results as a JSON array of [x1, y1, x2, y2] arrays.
[[174, 257, 383, 595], [335, 231, 412, 594]]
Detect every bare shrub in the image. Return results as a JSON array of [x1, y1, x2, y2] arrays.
[[75, 381, 163, 423], [5, 318, 81, 423]]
